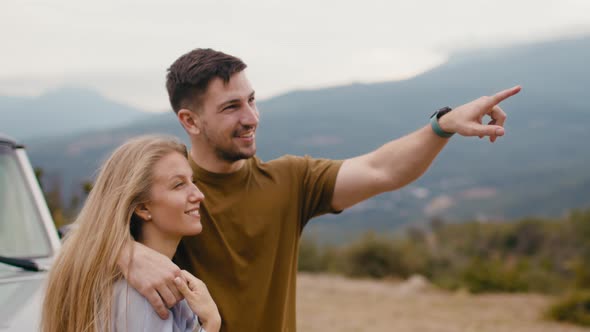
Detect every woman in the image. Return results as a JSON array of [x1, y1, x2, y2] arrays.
[[42, 135, 221, 332]]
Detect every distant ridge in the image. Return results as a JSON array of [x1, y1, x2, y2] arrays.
[[0, 86, 149, 140]]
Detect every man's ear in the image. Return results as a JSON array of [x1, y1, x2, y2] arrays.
[[134, 204, 152, 222], [178, 109, 201, 135]]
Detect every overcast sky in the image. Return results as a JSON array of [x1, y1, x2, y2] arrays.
[[1, 0, 589, 112]]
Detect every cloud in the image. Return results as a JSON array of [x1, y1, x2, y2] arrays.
[[1, 0, 588, 111]]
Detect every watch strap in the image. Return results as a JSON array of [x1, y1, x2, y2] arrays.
[[430, 108, 454, 138]]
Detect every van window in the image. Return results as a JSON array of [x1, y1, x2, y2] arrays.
[[0, 146, 51, 258]]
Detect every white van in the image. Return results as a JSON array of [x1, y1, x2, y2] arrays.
[[0, 133, 61, 331]]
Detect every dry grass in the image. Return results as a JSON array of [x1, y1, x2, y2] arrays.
[[297, 273, 590, 332]]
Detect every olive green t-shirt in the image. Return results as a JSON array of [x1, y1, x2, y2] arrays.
[[174, 155, 342, 332]]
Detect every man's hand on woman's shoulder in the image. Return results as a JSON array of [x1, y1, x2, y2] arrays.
[[118, 241, 184, 319]]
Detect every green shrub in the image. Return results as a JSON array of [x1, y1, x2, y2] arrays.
[[345, 233, 408, 279], [298, 236, 346, 274], [573, 260, 590, 290], [298, 236, 323, 272], [298, 208, 590, 296], [521, 264, 565, 294], [320, 246, 348, 274], [547, 290, 590, 327], [461, 257, 529, 293]]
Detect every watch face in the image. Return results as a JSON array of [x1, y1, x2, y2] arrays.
[[430, 107, 452, 119], [437, 106, 452, 119]]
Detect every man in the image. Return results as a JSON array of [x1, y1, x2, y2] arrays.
[[119, 48, 520, 331]]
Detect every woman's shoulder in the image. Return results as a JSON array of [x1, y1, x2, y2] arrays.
[[112, 279, 196, 332], [112, 279, 170, 331], [112, 278, 148, 310]]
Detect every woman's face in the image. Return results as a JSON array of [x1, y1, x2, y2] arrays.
[[145, 151, 204, 237]]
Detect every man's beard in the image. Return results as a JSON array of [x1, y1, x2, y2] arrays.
[[203, 126, 256, 162], [215, 146, 254, 162]]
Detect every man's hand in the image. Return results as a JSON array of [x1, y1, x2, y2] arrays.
[[331, 85, 521, 211], [438, 85, 521, 142], [118, 241, 183, 319], [175, 270, 221, 332]]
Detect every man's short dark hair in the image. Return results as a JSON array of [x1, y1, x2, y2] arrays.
[[166, 48, 247, 113]]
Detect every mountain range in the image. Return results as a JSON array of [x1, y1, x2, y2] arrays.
[[0, 87, 148, 139], [3, 36, 589, 243]]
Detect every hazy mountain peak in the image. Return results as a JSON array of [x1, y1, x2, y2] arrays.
[[0, 85, 148, 140], [37, 86, 105, 101]]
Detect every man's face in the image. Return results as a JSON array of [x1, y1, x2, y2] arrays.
[[197, 71, 259, 162]]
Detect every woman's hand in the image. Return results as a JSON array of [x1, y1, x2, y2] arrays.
[[174, 270, 221, 332]]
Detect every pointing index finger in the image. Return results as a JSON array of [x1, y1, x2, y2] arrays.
[[491, 85, 521, 105]]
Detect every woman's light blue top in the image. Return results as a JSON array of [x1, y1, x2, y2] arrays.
[[111, 279, 198, 332]]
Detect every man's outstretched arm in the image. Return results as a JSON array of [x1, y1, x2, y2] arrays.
[[331, 86, 521, 211]]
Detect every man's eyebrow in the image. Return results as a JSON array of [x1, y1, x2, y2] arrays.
[[217, 90, 256, 110], [218, 98, 240, 109]]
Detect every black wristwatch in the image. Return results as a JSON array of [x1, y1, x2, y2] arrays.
[[429, 106, 454, 138], [430, 106, 453, 119]]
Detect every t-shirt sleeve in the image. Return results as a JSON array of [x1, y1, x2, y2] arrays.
[[296, 155, 343, 223]]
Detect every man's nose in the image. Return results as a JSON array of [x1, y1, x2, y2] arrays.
[[241, 104, 259, 127]]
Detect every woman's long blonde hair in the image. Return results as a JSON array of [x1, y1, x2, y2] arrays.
[[41, 135, 187, 332]]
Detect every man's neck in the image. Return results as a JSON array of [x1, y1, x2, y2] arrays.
[[189, 146, 246, 174]]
